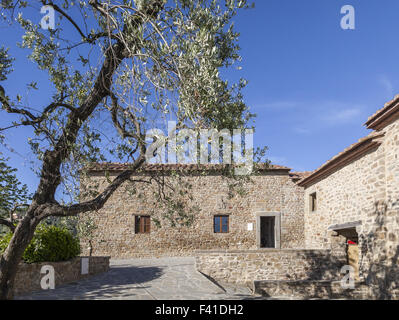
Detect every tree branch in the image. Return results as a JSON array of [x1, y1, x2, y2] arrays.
[[0, 98, 77, 131], [38, 154, 146, 219], [43, 1, 87, 41], [0, 219, 15, 233], [9, 203, 30, 222], [109, 92, 142, 140], [32, 41, 127, 205]]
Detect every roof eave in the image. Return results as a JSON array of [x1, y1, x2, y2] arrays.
[[298, 136, 384, 188], [84, 164, 292, 174], [365, 102, 399, 130]]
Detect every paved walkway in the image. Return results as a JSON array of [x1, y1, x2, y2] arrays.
[[16, 257, 262, 300]]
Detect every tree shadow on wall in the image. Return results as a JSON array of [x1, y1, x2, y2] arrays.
[[299, 198, 399, 300], [358, 198, 399, 299], [287, 250, 346, 300]]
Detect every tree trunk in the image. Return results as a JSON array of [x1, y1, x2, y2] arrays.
[[0, 161, 146, 299], [0, 213, 39, 299], [89, 240, 93, 257], [0, 43, 125, 300], [0, 2, 164, 300]]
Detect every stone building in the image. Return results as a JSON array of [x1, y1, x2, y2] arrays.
[[81, 164, 305, 258], [194, 96, 399, 298], [82, 95, 399, 298], [298, 95, 399, 291]]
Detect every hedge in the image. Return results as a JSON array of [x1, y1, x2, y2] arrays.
[[0, 224, 80, 263]]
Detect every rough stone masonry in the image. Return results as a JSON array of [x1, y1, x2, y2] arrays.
[[81, 95, 399, 299], [80, 164, 305, 258]]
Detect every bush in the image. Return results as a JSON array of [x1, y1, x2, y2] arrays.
[[0, 224, 81, 263], [0, 232, 13, 255]]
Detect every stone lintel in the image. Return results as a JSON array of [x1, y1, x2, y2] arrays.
[[327, 220, 362, 231]]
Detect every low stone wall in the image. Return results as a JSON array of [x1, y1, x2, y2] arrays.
[[254, 280, 371, 299], [195, 249, 345, 286], [14, 256, 110, 296], [254, 280, 399, 300]]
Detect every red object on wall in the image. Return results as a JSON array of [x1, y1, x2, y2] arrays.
[[347, 240, 357, 245]]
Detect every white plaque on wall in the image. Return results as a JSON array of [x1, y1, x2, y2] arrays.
[[81, 257, 89, 275], [247, 223, 253, 231]]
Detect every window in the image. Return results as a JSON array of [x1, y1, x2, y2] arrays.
[[135, 216, 151, 234], [310, 193, 317, 212], [214, 215, 229, 233]]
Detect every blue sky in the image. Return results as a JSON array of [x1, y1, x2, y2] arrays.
[[2, 0, 399, 194], [232, 0, 399, 171]]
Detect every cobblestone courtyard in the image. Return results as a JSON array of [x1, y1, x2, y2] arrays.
[[16, 257, 261, 300]]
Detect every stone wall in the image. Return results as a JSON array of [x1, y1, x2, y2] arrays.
[[195, 249, 345, 286], [302, 113, 399, 290], [303, 143, 385, 250], [81, 170, 304, 258], [14, 256, 110, 296], [254, 280, 374, 300]]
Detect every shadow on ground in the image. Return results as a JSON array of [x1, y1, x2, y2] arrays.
[[17, 265, 164, 300]]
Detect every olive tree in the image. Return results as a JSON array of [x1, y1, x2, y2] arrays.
[[0, 0, 256, 299], [0, 155, 30, 234]]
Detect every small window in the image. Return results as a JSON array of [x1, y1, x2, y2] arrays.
[[310, 193, 317, 212], [214, 215, 229, 233], [135, 216, 151, 234]]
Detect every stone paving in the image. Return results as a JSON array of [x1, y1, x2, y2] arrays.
[[16, 257, 264, 300]]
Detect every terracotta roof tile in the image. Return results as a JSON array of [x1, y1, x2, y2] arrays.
[[86, 163, 291, 173], [365, 94, 399, 130], [289, 171, 314, 181], [298, 131, 385, 187]]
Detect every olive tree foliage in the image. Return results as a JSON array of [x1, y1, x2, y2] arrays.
[[1, 0, 255, 203], [0, 0, 257, 299], [0, 47, 14, 82], [76, 215, 97, 256], [0, 155, 30, 234]]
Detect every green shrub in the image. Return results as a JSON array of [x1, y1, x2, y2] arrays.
[[0, 232, 13, 255], [0, 224, 80, 263]]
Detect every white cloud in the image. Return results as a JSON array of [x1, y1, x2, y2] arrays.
[[322, 107, 362, 126], [267, 155, 306, 172], [293, 127, 311, 135], [295, 100, 364, 128], [255, 101, 299, 110], [378, 75, 394, 98], [268, 156, 288, 165], [286, 101, 366, 135], [252, 98, 367, 134]]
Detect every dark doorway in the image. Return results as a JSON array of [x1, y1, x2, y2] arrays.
[[332, 226, 360, 281], [344, 229, 359, 281], [260, 216, 275, 248]]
